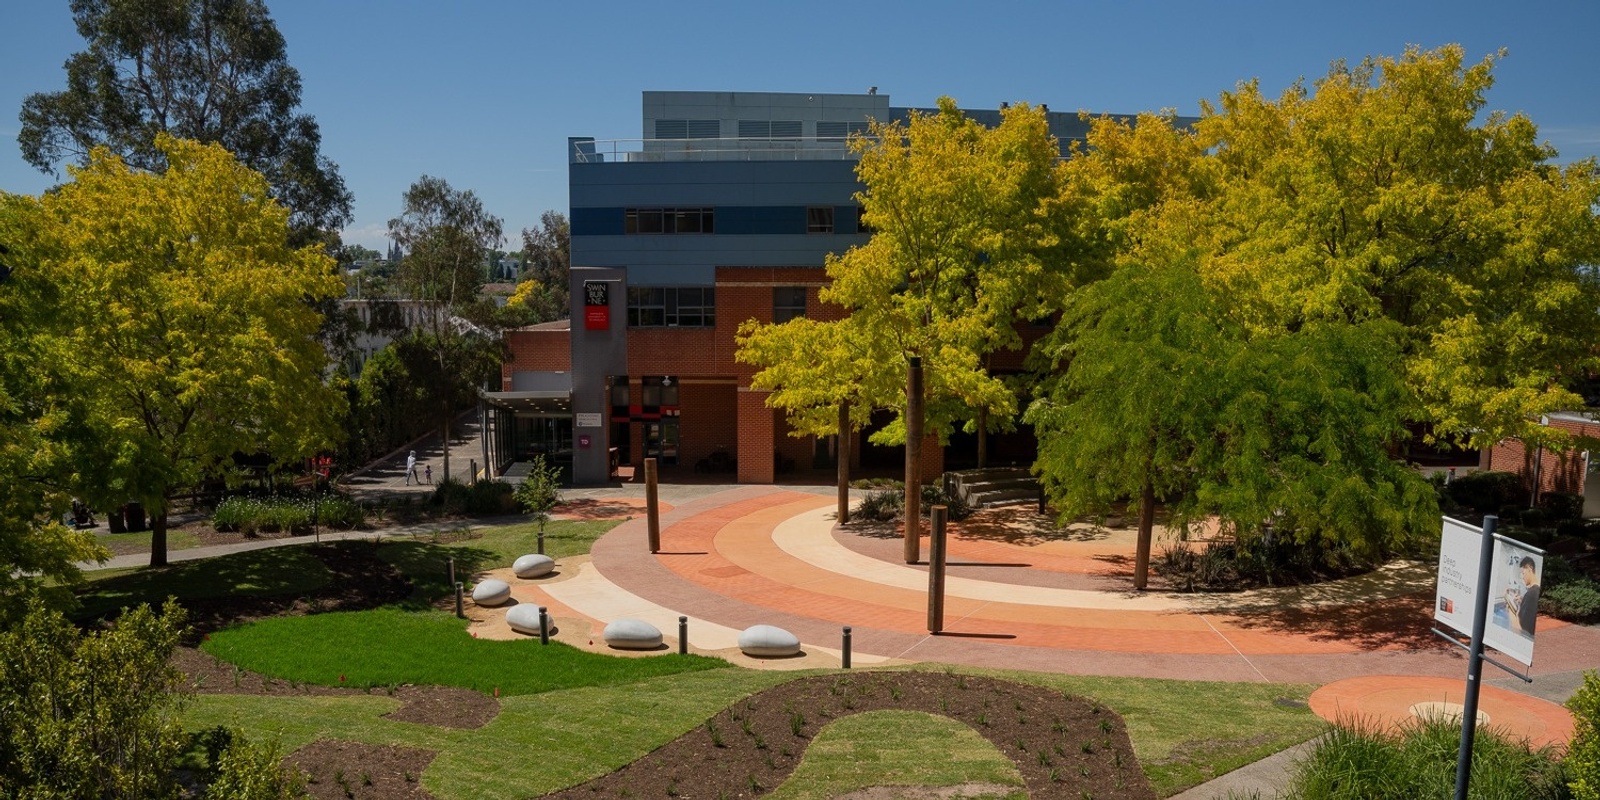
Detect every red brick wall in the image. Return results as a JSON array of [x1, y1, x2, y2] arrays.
[[1482, 417, 1597, 498], [500, 329, 571, 386], [737, 388, 775, 483], [678, 381, 738, 469]]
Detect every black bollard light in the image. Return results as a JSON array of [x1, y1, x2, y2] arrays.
[[447, 557, 456, 587], [454, 582, 464, 619], [678, 616, 688, 655], [538, 606, 550, 645], [842, 625, 852, 669]]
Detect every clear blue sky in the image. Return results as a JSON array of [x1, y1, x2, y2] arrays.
[[3, 1, 1598, 252]]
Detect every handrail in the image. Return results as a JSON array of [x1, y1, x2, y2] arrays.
[[571, 137, 874, 164]]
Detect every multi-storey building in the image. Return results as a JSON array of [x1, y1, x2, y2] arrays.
[[487, 90, 1148, 485]]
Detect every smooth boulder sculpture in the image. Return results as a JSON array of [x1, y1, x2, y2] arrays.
[[506, 604, 547, 636], [602, 618, 664, 650], [471, 578, 511, 607], [513, 553, 555, 579], [738, 624, 801, 657]]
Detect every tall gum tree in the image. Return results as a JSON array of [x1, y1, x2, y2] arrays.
[[17, 0, 353, 245], [12, 135, 344, 567], [387, 176, 504, 483]]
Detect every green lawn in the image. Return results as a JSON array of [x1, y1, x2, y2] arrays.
[[77, 514, 1324, 797]]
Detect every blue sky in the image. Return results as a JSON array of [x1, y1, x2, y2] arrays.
[[3, 1, 1598, 252]]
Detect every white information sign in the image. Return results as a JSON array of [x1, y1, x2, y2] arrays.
[[575, 413, 603, 428], [1434, 517, 1544, 667]]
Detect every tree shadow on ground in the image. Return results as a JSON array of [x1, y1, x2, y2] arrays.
[[1219, 592, 1450, 651]]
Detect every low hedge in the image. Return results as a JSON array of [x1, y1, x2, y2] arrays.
[[212, 495, 365, 535]]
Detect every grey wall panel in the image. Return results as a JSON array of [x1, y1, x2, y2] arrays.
[[569, 267, 628, 485], [571, 161, 863, 207]]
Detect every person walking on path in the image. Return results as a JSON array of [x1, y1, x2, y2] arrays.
[[406, 450, 419, 485], [425, 464, 433, 485]]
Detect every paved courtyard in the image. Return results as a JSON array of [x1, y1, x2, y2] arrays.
[[472, 483, 1597, 754]]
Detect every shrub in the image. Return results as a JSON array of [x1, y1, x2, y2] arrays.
[[1287, 714, 1568, 799], [203, 730, 306, 799], [429, 479, 473, 514], [465, 480, 516, 515], [513, 455, 563, 521], [1542, 580, 1600, 623], [1540, 492, 1586, 522], [211, 497, 255, 533], [851, 485, 971, 522], [1448, 470, 1527, 513], [0, 599, 190, 797], [1569, 671, 1600, 800]]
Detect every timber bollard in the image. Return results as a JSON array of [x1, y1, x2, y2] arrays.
[[470, 459, 477, 485], [928, 506, 948, 634], [678, 616, 688, 655], [645, 458, 661, 553], [842, 626, 852, 669], [538, 606, 550, 645], [454, 582, 464, 619]]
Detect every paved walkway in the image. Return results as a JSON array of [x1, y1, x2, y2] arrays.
[[470, 483, 1596, 799]]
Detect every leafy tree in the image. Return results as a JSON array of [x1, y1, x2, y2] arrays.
[[1570, 670, 1600, 800], [0, 196, 107, 620], [0, 598, 189, 798], [518, 210, 571, 322], [387, 176, 504, 481], [514, 454, 563, 539], [739, 99, 1069, 541], [17, 0, 353, 245], [11, 135, 345, 567], [1188, 45, 1600, 450]]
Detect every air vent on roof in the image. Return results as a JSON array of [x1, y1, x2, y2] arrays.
[[686, 119, 720, 138]]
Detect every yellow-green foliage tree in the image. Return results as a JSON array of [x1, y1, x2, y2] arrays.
[[738, 99, 1071, 456], [9, 134, 344, 567], [1031, 46, 1600, 588], [0, 196, 107, 620]]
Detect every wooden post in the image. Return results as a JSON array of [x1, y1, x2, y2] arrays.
[[837, 400, 851, 524], [645, 457, 661, 553], [904, 357, 923, 563], [928, 505, 948, 633]]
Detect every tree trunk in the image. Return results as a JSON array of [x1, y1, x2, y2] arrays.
[[148, 505, 168, 568], [837, 400, 851, 525], [441, 417, 451, 483], [1134, 478, 1156, 591], [977, 408, 988, 469], [904, 358, 923, 564]]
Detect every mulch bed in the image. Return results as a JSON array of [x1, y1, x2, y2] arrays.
[[166, 528, 1153, 799]]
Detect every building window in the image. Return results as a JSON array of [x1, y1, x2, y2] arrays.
[[738, 120, 803, 139], [774, 287, 807, 323], [855, 206, 874, 235], [655, 119, 720, 139], [628, 287, 716, 328], [807, 206, 834, 234], [816, 121, 869, 141], [610, 375, 630, 419], [625, 207, 714, 235]]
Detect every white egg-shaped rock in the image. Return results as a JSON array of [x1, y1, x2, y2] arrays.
[[513, 554, 555, 579], [602, 618, 663, 650], [506, 604, 547, 635], [471, 579, 511, 606], [738, 624, 801, 657]]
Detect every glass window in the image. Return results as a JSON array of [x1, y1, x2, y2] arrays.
[[628, 287, 715, 328], [774, 287, 806, 323], [625, 208, 711, 235], [807, 206, 834, 234]]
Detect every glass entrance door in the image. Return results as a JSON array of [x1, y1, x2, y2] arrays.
[[644, 420, 679, 466]]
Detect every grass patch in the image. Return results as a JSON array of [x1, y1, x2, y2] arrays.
[[74, 547, 330, 621], [951, 668, 1325, 796], [183, 669, 799, 799], [94, 528, 202, 554], [766, 710, 1024, 799], [200, 608, 728, 694]]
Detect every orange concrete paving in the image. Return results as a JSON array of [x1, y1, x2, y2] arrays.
[[496, 485, 1598, 746]]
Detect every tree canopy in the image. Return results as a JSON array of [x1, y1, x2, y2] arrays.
[[17, 0, 353, 245], [1030, 45, 1600, 585], [10, 134, 345, 567]]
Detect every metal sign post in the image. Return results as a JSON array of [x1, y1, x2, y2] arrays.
[[1452, 515, 1496, 800]]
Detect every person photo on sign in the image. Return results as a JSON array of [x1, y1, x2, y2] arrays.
[[1504, 556, 1541, 637]]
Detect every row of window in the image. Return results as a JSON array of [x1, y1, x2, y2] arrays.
[[623, 206, 867, 235], [625, 286, 809, 328], [654, 119, 870, 141]]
